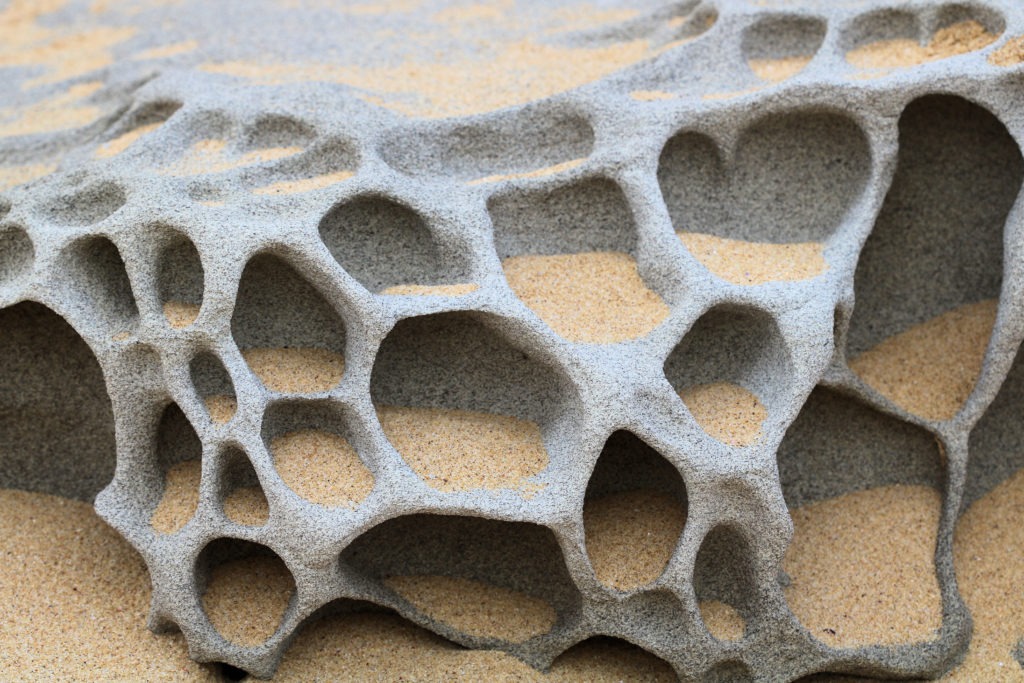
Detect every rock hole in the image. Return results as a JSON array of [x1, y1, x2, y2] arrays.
[[489, 178, 669, 342], [664, 305, 787, 446], [0, 225, 33, 286], [218, 447, 269, 527], [583, 431, 687, 591], [244, 113, 315, 150], [261, 399, 373, 509], [190, 351, 237, 425], [341, 514, 574, 643], [704, 660, 754, 682], [46, 181, 126, 226], [157, 230, 204, 329], [197, 538, 296, 647], [251, 138, 358, 196], [550, 636, 678, 680], [0, 302, 115, 501], [95, 99, 181, 159], [150, 403, 203, 534], [231, 253, 346, 393], [743, 15, 826, 82], [847, 95, 1023, 422], [693, 525, 754, 642], [371, 311, 577, 493], [60, 235, 139, 336]]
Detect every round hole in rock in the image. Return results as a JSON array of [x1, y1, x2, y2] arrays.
[[0, 302, 115, 501], [149, 402, 203, 534], [693, 525, 754, 642], [197, 538, 296, 647], [190, 351, 236, 425], [0, 224, 33, 286], [217, 446, 269, 527], [46, 181, 126, 226], [157, 230, 204, 329], [743, 15, 826, 82], [59, 235, 139, 337], [95, 99, 182, 159]]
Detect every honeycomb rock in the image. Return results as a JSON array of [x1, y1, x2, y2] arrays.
[[2, 0, 1024, 680]]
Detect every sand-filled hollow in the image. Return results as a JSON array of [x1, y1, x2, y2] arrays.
[[164, 301, 200, 329], [252, 170, 355, 195], [158, 140, 303, 176], [679, 232, 828, 286], [269, 429, 374, 509], [847, 20, 999, 70], [204, 394, 237, 425], [680, 382, 767, 447], [201, 555, 295, 647], [502, 251, 670, 343], [384, 575, 557, 642], [467, 158, 585, 185], [783, 484, 943, 648], [583, 490, 686, 591], [377, 405, 547, 493], [222, 485, 270, 527], [748, 55, 813, 82], [380, 283, 479, 296], [150, 459, 201, 534], [850, 299, 996, 422], [241, 347, 345, 393]]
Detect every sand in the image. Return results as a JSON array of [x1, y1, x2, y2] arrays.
[[164, 300, 201, 328], [502, 252, 670, 344], [95, 122, 162, 159], [251, 170, 355, 195], [846, 20, 999, 70], [784, 485, 943, 648], [377, 405, 547, 493], [222, 485, 270, 526], [583, 490, 687, 591], [849, 299, 997, 422], [150, 459, 202, 534], [629, 90, 676, 101], [699, 600, 746, 642], [467, 158, 586, 185], [990, 35, 1024, 66], [679, 232, 828, 286], [0, 489, 220, 681], [748, 55, 813, 82], [0, 81, 103, 137], [269, 429, 374, 509], [159, 140, 303, 176], [0, 162, 56, 191], [380, 283, 479, 296], [241, 347, 345, 393], [202, 555, 295, 647], [204, 395, 237, 425], [680, 382, 767, 447], [383, 575, 557, 642]]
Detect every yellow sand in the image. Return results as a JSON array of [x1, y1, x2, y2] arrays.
[[271, 611, 678, 681], [0, 489, 219, 681], [850, 299, 997, 422], [0, 81, 103, 137], [203, 395, 236, 425], [583, 490, 686, 591], [467, 158, 585, 185], [702, 86, 761, 101], [222, 486, 270, 526], [95, 122, 162, 159], [749, 55, 813, 82], [241, 347, 345, 393], [252, 170, 355, 195], [630, 90, 676, 101], [679, 232, 828, 286], [502, 252, 670, 344], [944, 467, 1024, 679], [680, 382, 767, 447], [0, 162, 55, 191], [784, 485, 943, 647], [159, 140, 303, 176], [131, 39, 198, 60], [699, 600, 745, 642], [202, 555, 294, 647], [163, 301, 200, 329], [847, 20, 999, 70], [380, 283, 479, 296], [990, 35, 1024, 66], [150, 459, 201, 534], [269, 429, 374, 508], [384, 575, 557, 642], [377, 405, 547, 493]]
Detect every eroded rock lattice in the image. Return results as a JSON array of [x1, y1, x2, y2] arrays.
[[3, 0, 1024, 680]]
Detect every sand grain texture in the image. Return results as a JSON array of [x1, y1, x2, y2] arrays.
[[164, 300, 200, 328], [159, 140, 302, 176], [699, 600, 746, 642], [467, 158, 585, 185], [252, 170, 355, 195], [847, 20, 999, 70], [380, 283, 479, 296], [749, 55, 813, 82], [679, 232, 828, 286], [202, 555, 295, 647], [150, 459, 201, 534], [241, 347, 345, 393], [990, 35, 1024, 65], [95, 122, 162, 159], [502, 252, 670, 343], [204, 394, 237, 425], [680, 382, 767, 447], [223, 485, 270, 526], [269, 429, 374, 508]]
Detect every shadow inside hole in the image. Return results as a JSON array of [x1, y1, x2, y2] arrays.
[[157, 231, 204, 310], [742, 14, 826, 81], [550, 636, 678, 680], [0, 224, 33, 286], [0, 302, 115, 501], [217, 446, 268, 527], [61, 235, 139, 335], [47, 182, 126, 226], [149, 402, 203, 533], [693, 525, 757, 635], [190, 351, 236, 423]]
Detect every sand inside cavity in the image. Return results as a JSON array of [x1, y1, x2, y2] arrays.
[[380, 283, 479, 296], [748, 55, 813, 82], [269, 429, 374, 508], [252, 170, 355, 195], [204, 394, 237, 425], [846, 20, 999, 70], [241, 347, 345, 393], [680, 382, 767, 447], [202, 555, 295, 647], [990, 35, 1024, 66], [849, 299, 996, 422], [377, 405, 547, 494], [163, 301, 200, 328], [630, 90, 676, 101], [95, 122, 162, 159], [0, 489, 221, 681], [159, 139, 302, 176], [466, 158, 585, 185], [222, 485, 270, 526], [384, 575, 556, 643], [679, 232, 828, 286], [150, 459, 202, 534], [502, 252, 670, 344], [784, 484, 943, 648]]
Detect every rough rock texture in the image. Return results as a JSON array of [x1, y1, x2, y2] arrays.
[[2, 0, 1024, 680]]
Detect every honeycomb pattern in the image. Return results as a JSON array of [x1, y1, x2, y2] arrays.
[[3, 0, 1024, 680]]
